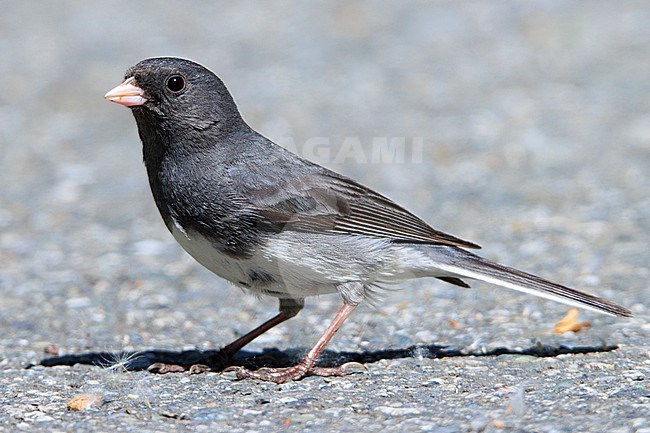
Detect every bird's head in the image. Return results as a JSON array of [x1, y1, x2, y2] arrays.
[[105, 57, 243, 134]]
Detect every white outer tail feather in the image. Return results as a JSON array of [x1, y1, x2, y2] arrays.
[[434, 262, 618, 316]]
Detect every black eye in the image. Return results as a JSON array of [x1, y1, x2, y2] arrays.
[[166, 75, 185, 93]]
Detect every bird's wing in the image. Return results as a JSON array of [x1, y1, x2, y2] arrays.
[[246, 167, 480, 249]]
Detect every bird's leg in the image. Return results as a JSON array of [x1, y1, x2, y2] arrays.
[[228, 302, 358, 383], [208, 298, 304, 367], [148, 298, 304, 374]]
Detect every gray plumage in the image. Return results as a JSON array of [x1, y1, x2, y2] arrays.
[[115, 57, 630, 318], [105, 56, 632, 380]]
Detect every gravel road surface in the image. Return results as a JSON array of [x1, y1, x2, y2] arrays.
[[1, 2, 648, 432]]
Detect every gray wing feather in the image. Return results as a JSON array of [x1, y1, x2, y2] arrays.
[[246, 165, 480, 249]]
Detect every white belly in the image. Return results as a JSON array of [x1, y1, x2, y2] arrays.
[[169, 222, 251, 286], [168, 221, 344, 298]]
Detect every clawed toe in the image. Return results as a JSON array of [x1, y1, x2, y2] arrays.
[[229, 365, 308, 383], [145, 348, 236, 375], [147, 362, 213, 374], [226, 361, 365, 383], [188, 364, 211, 374], [147, 362, 191, 374], [314, 361, 367, 375]]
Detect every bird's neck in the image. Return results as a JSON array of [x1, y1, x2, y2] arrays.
[[137, 108, 250, 161], [136, 114, 255, 215]]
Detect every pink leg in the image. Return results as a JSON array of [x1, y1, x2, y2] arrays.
[[148, 298, 303, 374], [229, 303, 358, 383], [215, 310, 295, 360]]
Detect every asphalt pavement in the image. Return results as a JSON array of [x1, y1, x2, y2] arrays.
[[0, 2, 648, 432]]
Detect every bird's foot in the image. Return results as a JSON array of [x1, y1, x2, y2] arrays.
[[147, 362, 211, 374], [225, 361, 365, 384], [147, 350, 234, 375]]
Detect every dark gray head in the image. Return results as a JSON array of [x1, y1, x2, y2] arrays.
[[106, 57, 245, 138]]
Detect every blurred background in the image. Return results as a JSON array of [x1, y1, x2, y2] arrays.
[[0, 0, 648, 380]]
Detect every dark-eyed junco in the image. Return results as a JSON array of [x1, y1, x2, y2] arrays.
[[105, 57, 631, 383]]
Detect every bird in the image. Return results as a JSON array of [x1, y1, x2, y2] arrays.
[[105, 57, 631, 383]]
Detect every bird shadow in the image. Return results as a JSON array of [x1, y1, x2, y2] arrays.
[[31, 342, 619, 373]]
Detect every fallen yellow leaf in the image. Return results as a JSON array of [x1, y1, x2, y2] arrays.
[[66, 394, 101, 411], [554, 308, 591, 334]]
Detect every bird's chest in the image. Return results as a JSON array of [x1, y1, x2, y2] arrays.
[[168, 220, 252, 286], [149, 157, 259, 258]]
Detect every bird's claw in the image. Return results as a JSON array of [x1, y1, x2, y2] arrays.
[[147, 362, 189, 374], [224, 361, 366, 383], [147, 362, 213, 375], [188, 364, 211, 374]]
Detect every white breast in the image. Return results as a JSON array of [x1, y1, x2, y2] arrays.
[[167, 217, 398, 300], [169, 218, 251, 287]]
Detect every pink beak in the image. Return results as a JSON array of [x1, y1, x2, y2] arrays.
[[104, 77, 147, 107]]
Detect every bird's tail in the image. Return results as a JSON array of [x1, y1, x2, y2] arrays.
[[428, 248, 632, 317]]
